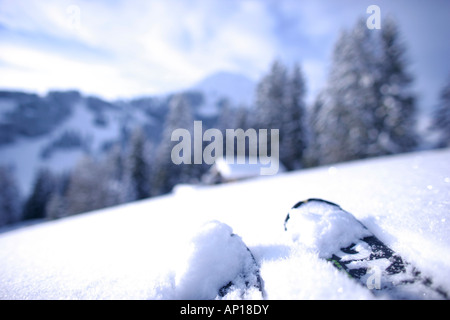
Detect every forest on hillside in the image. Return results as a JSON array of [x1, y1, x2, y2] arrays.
[[1, 17, 449, 228]]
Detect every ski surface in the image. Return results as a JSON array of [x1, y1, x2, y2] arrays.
[[284, 198, 448, 299], [218, 235, 265, 299], [173, 220, 264, 300]]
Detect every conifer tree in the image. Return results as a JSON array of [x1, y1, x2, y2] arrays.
[[22, 168, 55, 220], [375, 17, 418, 154], [281, 63, 307, 170], [103, 144, 128, 204], [152, 93, 194, 196], [45, 172, 70, 220], [0, 166, 22, 226], [65, 156, 116, 215], [46, 193, 66, 220], [255, 60, 307, 170], [432, 75, 450, 148], [312, 21, 380, 165], [255, 60, 288, 131], [310, 18, 418, 165], [127, 127, 151, 200]]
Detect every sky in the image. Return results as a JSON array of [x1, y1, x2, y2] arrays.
[[0, 0, 449, 111]]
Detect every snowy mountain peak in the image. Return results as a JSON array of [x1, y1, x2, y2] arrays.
[[192, 71, 256, 107]]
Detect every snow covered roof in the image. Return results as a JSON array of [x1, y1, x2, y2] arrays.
[[213, 157, 285, 180]]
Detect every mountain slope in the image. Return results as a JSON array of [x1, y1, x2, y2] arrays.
[[0, 148, 449, 299], [0, 92, 156, 194], [0, 72, 255, 195]]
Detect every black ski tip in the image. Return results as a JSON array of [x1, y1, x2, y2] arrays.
[[217, 242, 264, 299], [285, 198, 342, 231], [292, 198, 341, 209], [215, 231, 264, 299]]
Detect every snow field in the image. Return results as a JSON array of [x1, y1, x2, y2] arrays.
[[0, 148, 449, 299], [258, 246, 374, 300]]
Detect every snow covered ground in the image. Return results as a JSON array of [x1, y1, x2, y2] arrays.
[[0, 148, 449, 299]]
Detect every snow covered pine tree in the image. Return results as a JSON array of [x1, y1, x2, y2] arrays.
[[255, 60, 307, 170], [432, 75, 450, 148], [309, 18, 418, 165]]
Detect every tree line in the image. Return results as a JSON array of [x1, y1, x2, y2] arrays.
[[1, 17, 450, 227]]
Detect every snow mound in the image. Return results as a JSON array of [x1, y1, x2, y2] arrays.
[[1, 149, 449, 299], [161, 221, 262, 300], [285, 200, 372, 258]]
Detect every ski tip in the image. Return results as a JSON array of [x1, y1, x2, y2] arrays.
[[292, 198, 341, 210], [285, 198, 342, 231]]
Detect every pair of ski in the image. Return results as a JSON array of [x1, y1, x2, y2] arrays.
[[219, 198, 448, 300]]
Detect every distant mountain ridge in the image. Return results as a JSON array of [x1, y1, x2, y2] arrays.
[[0, 71, 256, 194], [192, 71, 256, 107]]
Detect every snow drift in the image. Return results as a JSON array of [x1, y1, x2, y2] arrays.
[[285, 200, 372, 258], [0, 148, 449, 299]]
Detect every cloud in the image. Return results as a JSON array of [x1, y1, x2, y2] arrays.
[[0, 0, 279, 98], [0, 43, 148, 98], [0, 0, 448, 108]]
